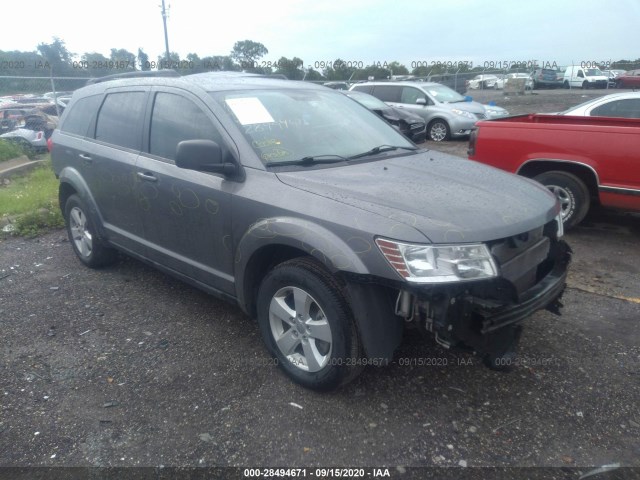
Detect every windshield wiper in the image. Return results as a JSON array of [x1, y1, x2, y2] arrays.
[[348, 144, 417, 160], [267, 154, 348, 167]]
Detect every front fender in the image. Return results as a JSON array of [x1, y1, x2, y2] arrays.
[[234, 216, 372, 307]]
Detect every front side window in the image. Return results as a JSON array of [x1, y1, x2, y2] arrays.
[[211, 88, 413, 166], [400, 87, 425, 104], [95, 92, 146, 150], [149, 93, 223, 161]]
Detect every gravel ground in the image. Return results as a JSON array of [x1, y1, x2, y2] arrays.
[[1, 89, 639, 477]]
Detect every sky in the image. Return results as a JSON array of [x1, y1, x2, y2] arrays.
[[2, 0, 639, 70]]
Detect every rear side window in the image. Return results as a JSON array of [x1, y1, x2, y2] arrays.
[[372, 86, 401, 103], [60, 95, 102, 136], [149, 93, 223, 161], [95, 92, 146, 150], [592, 99, 640, 119]]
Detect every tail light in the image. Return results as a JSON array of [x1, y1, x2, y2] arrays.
[[47, 137, 53, 152], [36, 132, 43, 140], [467, 128, 478, 157]]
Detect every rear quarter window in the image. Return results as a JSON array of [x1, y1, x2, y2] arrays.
[[59, 95, 102, 136]]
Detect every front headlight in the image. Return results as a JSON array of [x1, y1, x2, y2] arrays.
[[376, 238, 498, 283], [486, 108, 507, 117], [451, 108, 476, 120]]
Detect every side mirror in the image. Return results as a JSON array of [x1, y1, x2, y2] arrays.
[[416, 98, 427, 105], [175, 139, 238, 177]]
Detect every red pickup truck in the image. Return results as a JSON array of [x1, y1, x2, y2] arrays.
[[468, 114, 640, 228]]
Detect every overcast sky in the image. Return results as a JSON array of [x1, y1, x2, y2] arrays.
[[3, 0, 639, 69]]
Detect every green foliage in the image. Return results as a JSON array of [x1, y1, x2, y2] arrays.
[[231, 40, 269, 70], [0, 159, 64, 237], [0, 139, 25, 162]]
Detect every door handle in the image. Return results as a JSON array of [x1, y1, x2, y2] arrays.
[[136, 172, 158, 182], [78, 153, 92, 163]]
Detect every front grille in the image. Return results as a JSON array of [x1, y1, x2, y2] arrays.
[[488, 222, 555, 296]]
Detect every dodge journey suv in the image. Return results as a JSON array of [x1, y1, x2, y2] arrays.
[[51, 71, 570, 390]]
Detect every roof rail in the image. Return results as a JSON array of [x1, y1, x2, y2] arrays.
[[86, 70, 180, 85]]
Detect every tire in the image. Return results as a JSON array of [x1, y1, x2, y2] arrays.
[[256, 257, 363, 391], [582, 80, 589, 90], [64, 194, 117, 268], [563, 81, 570, 89], [427, 119, 450, 142], [533, 171, 590, 229]]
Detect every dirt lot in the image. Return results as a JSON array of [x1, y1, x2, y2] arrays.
[[1, 89, 639, 477]]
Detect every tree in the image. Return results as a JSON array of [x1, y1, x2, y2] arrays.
[[303, 67, 324, 81], [387, 61, 409, 76], [201, 55, 238, 72], [157, 52, 180, 70], [82, 52, 111, 77], [230, 40, 268, 70], [274, 56, 304, 80], [109, 49, 136, 71], [37, 37, 73, 75], [138, 48, 150, 71], [323, 59, 356, 81]]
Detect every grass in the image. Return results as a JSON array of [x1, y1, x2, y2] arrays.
[[0, 139, 26, 162], [0, 157, 64, 237]]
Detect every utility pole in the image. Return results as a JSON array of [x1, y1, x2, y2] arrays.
[[161, 0, 170, 62]]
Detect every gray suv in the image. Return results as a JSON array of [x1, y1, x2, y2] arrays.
[[51, 72, 570, 390], [350, 81, 509, 141]]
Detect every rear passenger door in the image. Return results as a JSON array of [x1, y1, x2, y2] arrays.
[[135, 88, 236, 295], [89, 88, 149, 254]]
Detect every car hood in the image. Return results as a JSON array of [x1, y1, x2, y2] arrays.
[[276, 150, 558, 243], [441, 101, 488, 114]]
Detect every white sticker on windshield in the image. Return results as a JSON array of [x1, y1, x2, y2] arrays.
[[225, 97, 274, 125]]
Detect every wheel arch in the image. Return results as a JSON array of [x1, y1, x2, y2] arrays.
[[517, 159, 600, 203], [235, 218, 370, 316], [57, 167, 108, 237]]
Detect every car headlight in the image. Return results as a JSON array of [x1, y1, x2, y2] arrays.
[[485, 108, 507, 117], [376, 238, 498, 283], [451, 108, 476, 120]]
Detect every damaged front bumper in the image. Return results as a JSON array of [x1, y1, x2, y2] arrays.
[[402, 239, 571, 362]]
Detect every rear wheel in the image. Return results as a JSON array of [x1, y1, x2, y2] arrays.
[[64, 194, 117, 268], [427, 119, 450, 142], [533, 171, 590, 229], [257, 258, 363, 390]]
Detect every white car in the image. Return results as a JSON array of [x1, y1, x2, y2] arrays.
[[560, 92, 640, 118], [466, 74, 502, 90]]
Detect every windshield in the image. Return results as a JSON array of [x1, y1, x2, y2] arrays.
[[586, 68, 603, 76], [211, 88, 413, 166], [422, 84, 465, 103]]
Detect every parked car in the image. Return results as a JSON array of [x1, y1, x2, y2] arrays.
[[0, 128, 48, 153], [560, 92, 640, 118], [466, 74, 502, 90], [531, 68, 563, 89], [343, 90, 426, 143], [469, 114, 640, 228], [602, 70, 626, 88], [43, 91, 75, 99], [350, 81, 508, 141], [50, 71, 569, 390], [505, 73, 533, 91], [323, 82, 350, 90], [563, 65, 608, 89], [615, 69, 640, 89]]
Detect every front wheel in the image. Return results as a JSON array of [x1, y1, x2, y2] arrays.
[[256, 258, 363, 390], [427, 119, 450, 142], [582, 80, 589, 89], [533, 171, 590, 229], [64, 194, 117, 268]]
